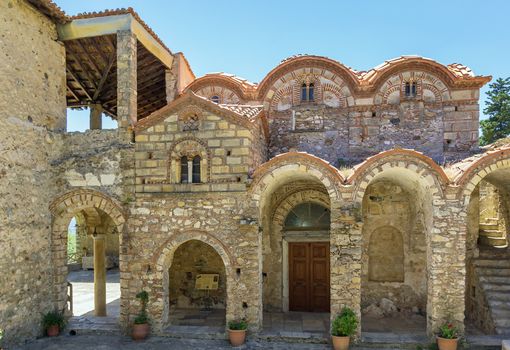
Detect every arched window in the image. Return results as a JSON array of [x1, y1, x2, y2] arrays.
[[405, 81, 417, 98], [210, 95, 220, 104], [284, 202, 330, 231], [180, 156, 188, 183], [301, 83, 307, 102], [192, 156, 201, 183], [308, 83, 314, 101]]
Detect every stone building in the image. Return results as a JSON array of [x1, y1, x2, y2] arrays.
[[1, 0, 510, 346]]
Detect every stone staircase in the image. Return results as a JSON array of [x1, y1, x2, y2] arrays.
[[474, 250, 510, 335], [479, 218, 508, 248], [65, 315, 121, 336]]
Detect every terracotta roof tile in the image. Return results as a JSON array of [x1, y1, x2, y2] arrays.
[[218, 104, 263, 120], [27, 0, 68, 23]]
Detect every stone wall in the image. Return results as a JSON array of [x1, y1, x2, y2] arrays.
[[0, 0, 66, 344], [126, 192, 262, 331], [361, 181, 427, 314], [55, 130, 130, 201]]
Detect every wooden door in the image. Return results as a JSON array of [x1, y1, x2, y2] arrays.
[[289, 242, 330, 312]]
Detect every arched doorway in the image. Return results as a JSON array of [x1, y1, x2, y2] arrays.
[[50, 190, 125, 323], [166, 240, 227, 330], [462, 163, 510, 335], [283, 202, 330, 313]]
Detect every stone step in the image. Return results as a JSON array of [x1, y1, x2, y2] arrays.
[[479, 229, 505, 238], [480, 223, 500, 230], [479, 275, 510, 284], [479, 236, 508, 247], [475, 259, 510, 268], [496, 326, 510, 335], [494, 318, 510, 328], [487, 291, 510, 302], [483, 283, 510, 292]]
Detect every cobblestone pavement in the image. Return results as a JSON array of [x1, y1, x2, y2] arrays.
[[15, 335, 334, 350]]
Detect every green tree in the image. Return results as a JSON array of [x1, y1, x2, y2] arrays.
[[480, 77, 510, 145]]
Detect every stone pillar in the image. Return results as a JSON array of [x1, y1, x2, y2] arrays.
[[116, 30, 137, 135], [229, 220, 262, 331], [426, 193, 467, 336], [165, 69, 177, 103], [330, 200, 363, 337], [93, 233, 107, 317], [89, 104, 103, 130]]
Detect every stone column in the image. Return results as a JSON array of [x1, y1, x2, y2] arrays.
[[229, 220, 262, 331], [165, 69, 177, 103], [116, 30, 137, 135], [93, 233, 107, 317], [426, 192, 467, 336], [330, 200, 363, 337], [89, 104, 103, 130]]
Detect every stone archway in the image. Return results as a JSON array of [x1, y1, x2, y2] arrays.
[[49, 189, 125, 316], [152, 230, 235, 330], [349, 150, 450, 336]]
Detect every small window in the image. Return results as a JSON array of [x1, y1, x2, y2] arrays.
[[308, 83, 314, 101], [192, 156, 201, 183], [180, 156, 188, 183], [301, 83, 307, 102], [405, 81, 417, 98], [210, 95, 220, 104]]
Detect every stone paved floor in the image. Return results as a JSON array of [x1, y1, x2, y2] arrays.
[[15, 335, 333, 350], [263, 312, 330, 335], [67, 269, 120, 317]]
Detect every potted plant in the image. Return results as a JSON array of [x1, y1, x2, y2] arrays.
[[228, 319, 247, 347], [437, 321, 460, 350], [132, 290, 150, 341], [331, 307, 358, 350], [42, 311, 66, 337]]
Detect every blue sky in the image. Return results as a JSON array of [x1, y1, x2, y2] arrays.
[[61, 0, 510, 132]]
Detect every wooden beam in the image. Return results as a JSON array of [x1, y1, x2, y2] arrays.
[[66, 67, 93, 101], [93, 52, 116, 101], [66, 43, 99, 91]]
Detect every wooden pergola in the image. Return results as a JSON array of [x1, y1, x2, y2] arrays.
[[56, 9, 177, 123]]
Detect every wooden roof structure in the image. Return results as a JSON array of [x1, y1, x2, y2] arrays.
[[57, 8, 179, 121]]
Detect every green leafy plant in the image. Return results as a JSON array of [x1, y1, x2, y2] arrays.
[[42, 311, 66, 330], [228, 319, 247, 331], [438, 321, 459, 339], [134, 291, 149, 325], [331, 307, 358, 337]]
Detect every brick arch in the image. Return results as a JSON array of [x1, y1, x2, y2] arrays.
[[455, 147, 510, 201], [151, 230, 236, 326], [184, 74, 250, 101], [250, 152, 343, 206], [49, 189, 126, 313], [272, 189, 331, 229], [258, 55, 359, 100], [348, 149, 449, 202]]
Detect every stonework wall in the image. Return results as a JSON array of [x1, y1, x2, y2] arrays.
[[0, 0, 66, 344], [55, 130, 129, 200], [126, 192, 262, 331], [134, 105, 264, 193], [168, 240, 226, 309]]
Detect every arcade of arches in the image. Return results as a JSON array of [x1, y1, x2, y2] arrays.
[[4, 1, 510, 345]]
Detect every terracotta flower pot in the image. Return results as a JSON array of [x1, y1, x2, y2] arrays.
[[228, 329, 246, 347], [332, 335, 350, 350], [46, 325, 59, 337], [437, 336, 458, 350], [132, 323, 150, 341]]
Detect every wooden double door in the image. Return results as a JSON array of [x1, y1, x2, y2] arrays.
[[289, 242, 330, 312]]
